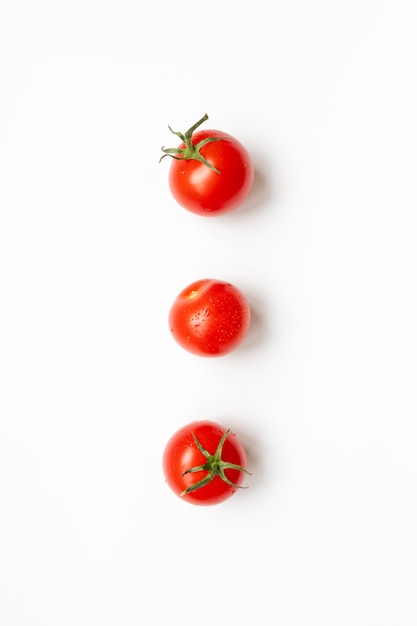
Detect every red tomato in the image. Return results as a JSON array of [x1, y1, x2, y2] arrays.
[[168, 278, 251, 357], [162, 420, 250, 506], [161, 114, 254, 216]]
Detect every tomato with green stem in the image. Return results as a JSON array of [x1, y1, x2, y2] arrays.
[[160, 114, 254, 216], [162, 421, 250, 506]]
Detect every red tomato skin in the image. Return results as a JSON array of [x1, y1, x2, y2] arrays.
[[168, 278, 251, 357], [162, 421, 248, 506], [168, 129, 254, 216]]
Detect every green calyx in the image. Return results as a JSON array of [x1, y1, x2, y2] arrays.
[[160, 113, 223, 174], [181, 429, 251, 496]]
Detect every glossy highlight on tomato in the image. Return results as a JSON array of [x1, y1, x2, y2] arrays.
[[168, 278, 251, 357], [161, 114, 254, 216], [162, 420, 250, 506]]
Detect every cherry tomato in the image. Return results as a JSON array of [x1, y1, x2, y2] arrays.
[[162, 420, 250, 506], [161, 114, 254, 216], [168, 278, 251, 357]]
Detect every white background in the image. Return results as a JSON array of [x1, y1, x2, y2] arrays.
[[1, 1, 416, 624]]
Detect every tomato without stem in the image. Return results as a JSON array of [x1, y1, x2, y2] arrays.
[[162, 421, 250, 506], [168, 278, 251, 357], [161, 114, 254, 216]]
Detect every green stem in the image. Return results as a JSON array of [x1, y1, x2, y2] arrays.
[[180, 430, 251, 496], [160, 113, 223, 174]]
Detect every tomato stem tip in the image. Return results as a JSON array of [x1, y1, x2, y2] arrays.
[[180, 430, 251, 496], [160, 114, 222, 174]]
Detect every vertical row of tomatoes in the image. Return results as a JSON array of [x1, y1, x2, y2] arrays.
[[160, 114, 255, 506]]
